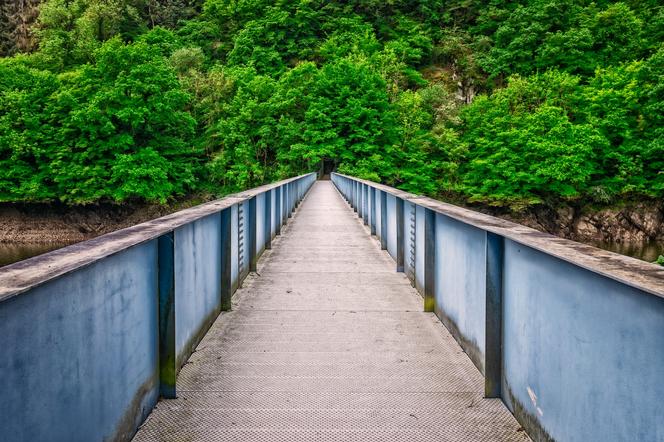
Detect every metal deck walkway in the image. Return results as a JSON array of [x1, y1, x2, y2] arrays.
[[134, 181, 528, 441]]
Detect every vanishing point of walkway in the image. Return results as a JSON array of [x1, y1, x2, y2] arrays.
[[134, 181, 528, 441]]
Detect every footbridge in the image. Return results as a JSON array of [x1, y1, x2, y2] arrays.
[[1, 173, 663, 442]]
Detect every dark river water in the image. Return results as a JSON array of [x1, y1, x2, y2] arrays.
[[0, 239, 661, 268], [0, 242, 74, 267], [590, 240, 662, 263]]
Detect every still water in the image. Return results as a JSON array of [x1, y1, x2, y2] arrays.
[[0, 238, 661, 268], [591, 240, 662, 263], [0, 242, 73, 267]]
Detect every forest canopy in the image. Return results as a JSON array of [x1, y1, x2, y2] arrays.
[[0, 0, 662, 209]]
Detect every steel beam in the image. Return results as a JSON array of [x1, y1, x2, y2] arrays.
[[157, 232, 176, 398], [370, 187, 376, 235], [396, 197, 404, 272], [249, 196, 257, 272], [424, 208, 436, 312], [265, 190, 272, 250], [380, 191, 387, 250], [485, 232, 504, 398]]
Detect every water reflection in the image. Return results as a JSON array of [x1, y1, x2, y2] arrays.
[[591, 240, 662, 263], [0, 239, 661, 269], [0, 242, 73, 267]]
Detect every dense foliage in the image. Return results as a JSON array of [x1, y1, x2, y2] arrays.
[[0, 0, 662, 208]]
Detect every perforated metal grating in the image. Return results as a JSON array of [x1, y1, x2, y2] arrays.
[[133, 182, 529, 442]]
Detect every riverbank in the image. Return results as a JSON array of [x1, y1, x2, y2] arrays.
[[0, 197, 214, 244], [0, 197, 662, 264], [482, 200, 664, 262], [498, 201, 664, 244]]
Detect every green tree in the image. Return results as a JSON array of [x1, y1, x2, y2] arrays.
[[459, 71, 605, 208], [0, 59, 59, 200], [0, 38, 200, 203]]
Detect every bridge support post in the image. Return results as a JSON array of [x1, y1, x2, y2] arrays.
[[249, 196, 257, 272], [358, 183, 362, 217], [288, 183, 293, 219], [354, 182, 358, 212], [360, 184, 363, 217], [220, 208, 233, 311], [157, 232, 177, 399], [424, 208, 436, 313], [349, 182, 353, 210], [283, 184, 288, 222], [380, 191, 387, 250], [286, 183, 291, 216], [350, 181, 354, 209], [357, 183, 360, 213], [396, 197, 404, 272], [484, 232, 504, 398], [370, 187, 376, 235], [358, 183, 362, 216], [275, 187, 282, 235], [362, 184, 366, 220], [265, 189, 272, 250], [363, 185, 368, 226]]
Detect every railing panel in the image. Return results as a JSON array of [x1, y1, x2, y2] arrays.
[[174, 213, 222, 368], [331, 172, 664, 442], [0, 172, 316, 442], [434, 213, 487, 373], [0, 242, 159, 442], [503, 239, 664, 441]]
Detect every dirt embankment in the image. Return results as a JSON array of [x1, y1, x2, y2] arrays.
[[0, 198, 662, 252], [495, 201, 664, 244], [0, 198, 212, 244]]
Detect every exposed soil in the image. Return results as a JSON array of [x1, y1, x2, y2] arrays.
[[493, 201, 664, 245], [0, 197, 661, 262], [0, 197, 213, 244]]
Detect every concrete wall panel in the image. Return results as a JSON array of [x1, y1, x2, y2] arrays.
[[175, 213, 222, 364], [434, 214, 486, 372], [502, 240, 664, 442], [331, 173, 664, 442], [0, 242, 159, 442]]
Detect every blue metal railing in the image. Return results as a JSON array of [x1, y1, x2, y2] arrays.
[[0, 173, 317, 442], [332, 172, 664, 442]]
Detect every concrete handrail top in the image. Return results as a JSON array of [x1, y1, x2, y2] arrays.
[[0, 173, 315, 303], [332, 172, 664, 298]]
